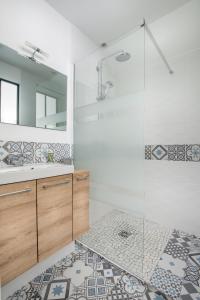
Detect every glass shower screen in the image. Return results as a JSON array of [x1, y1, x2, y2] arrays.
[[74, 27, 145, 281]]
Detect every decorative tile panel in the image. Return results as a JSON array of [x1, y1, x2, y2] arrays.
[[168, 144, 185, 161], [145, 144, 200, 162], [145, 145, 152, 160], [151, 145, 168, 160], [0, 139, 72, 166], [186, 144, 200, 162]]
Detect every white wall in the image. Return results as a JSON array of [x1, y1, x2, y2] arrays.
[[0, 0, 96, 143], [144, 0, 200, 235], [144, 50, 200, 235]]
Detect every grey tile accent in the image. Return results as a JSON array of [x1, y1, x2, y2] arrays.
[[3, 141, 23, 154], [0, 139, 72, 166], [151, 145, 168, 160], [186, 144, 200, 162], [168, 145, 185, 161], [145, 145, 152, 160], [145, 144, 200, 162]]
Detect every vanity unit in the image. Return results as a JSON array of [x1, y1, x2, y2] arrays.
[[0, 42, 88, 285], [0, 167, 89, 285]]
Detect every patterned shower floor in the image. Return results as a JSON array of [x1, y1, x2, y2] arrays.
[[6, 212, 200, 300], [78, 210, 172, 282]]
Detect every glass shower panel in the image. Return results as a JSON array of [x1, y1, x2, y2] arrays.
[[74, 28, 145, 280]]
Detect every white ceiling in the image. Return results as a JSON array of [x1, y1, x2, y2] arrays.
[[46, 0, 190, 45]]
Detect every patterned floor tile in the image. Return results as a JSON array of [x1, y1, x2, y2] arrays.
[[144, 287, 168, 300], [96, 259, 123, 284], [118, 274, 146, 298], [179, 281, 200, 300], [189, 253, 200, 268], [68, 285, 88, 300], [31, 267, 57, 292], [6, 221, 200, 300], [183, 261, 200, 287], [85, 276, 113, 299], [54, 254, 74, 271], [170, 231, 197, 249], [158, 253, 187, 278], [150, 267, 182, 299], [108, 283, 132, 300], [78, 210, 171, 282], [63, 260, 93, 286], [164, 242, 189, 261], [41, 278, 71, 300], [7, 283, 42, 300]]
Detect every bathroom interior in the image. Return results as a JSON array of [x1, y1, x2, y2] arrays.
[[0, 0, 200, 299]]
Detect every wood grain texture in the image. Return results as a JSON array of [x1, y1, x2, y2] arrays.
[[0, 180, 37, 285], [73, 170, 89, 240], [37, 175, 72, 261]]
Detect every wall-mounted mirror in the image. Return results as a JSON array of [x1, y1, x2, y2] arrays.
[[0, 43, 67, 131]]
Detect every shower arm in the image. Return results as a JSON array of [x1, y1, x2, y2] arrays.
[[96, 50, 125, 100], [141, 20, 174, 74]]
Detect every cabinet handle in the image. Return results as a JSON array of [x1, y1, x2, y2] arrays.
[[76, 175, 89, 181], [0, 188, 32, 198], [42, 180, 71, 189]]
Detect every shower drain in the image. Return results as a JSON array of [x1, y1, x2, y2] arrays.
[[118, 230, 133, 238]]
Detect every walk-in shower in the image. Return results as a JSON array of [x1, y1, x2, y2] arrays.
[[74, 13, 180, 296], [96, 50, 131, 101]]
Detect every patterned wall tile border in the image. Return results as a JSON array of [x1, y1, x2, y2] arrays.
[[145, 144, 200, 162], [0, 140, 72, 167]]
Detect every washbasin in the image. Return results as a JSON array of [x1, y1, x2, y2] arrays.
[[0, 163, 74, 185], [0, 163, 67, 174]]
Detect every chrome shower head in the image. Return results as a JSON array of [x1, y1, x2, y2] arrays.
[[115, 51, 131, 62]]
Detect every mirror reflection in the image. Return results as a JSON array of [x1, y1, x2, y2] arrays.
[[0, 44, 67, 131]]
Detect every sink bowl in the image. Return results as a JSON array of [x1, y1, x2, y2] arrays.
[[0, 163, 63, 174], [0, 165, 28, 173], [0, 163, 72, 174], [0, 163, 74, 185]]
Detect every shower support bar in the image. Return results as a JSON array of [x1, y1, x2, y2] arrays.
[[141, 20, 174, 74]]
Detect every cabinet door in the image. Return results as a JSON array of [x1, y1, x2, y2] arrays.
[[0, 180, 37, 285], [73, 170, 89, 239], [37, 175, 72, 261]]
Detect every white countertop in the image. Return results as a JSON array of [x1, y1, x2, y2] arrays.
[[0, 163, 74, 185]]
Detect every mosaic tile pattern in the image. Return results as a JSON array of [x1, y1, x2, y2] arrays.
[[0, 140, 71, 166], [145, 144, 200, 161], [155, 229, 200, 299], [6, 244, 149, 300], [78, 210, 171, 282], [6, 214, 200, 300], [164, 242, 189, 261], [150, 267, 182, 298], [180, 281, 200, 300]]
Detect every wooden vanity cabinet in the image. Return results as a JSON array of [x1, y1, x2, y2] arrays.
[[73, 170, 90, 239], [37, 174, 73, 261], [0, 170, 89, 284], [0, 180, 37, 285]]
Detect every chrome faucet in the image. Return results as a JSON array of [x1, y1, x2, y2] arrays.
[[7, 154, 25, 166]]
